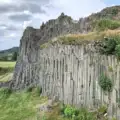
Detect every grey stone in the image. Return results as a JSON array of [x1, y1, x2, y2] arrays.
[[2, 13, 120, 119]]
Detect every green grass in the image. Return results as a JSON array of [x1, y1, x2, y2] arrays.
[[0, 61, 16, 68], [40, 30, 120, 47], [0, 88, 47, 120], [0, 73, 13, 82], [0, 62, 47, 120], [41, 104, 108, 120], [0, 61, 16, 82], [94, 19, 120, 31]]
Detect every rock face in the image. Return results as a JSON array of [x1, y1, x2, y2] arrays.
[[10, 13, 120, 119], [40, 44, 120, 118], [10, 14, 92, 90]]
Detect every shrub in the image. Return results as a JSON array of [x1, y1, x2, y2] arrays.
[[99, 74, 113, 92], [96, 19, 120, 31], [115, 44, 120, 58], [98, 105, 107, 114], [74, 108, 96, 120], [0, 88, 12, 98], [113, 35, 120, 45], [117, 98, 120, 108], [111, 8, 119, 15], [64, 105, 76, 118], [108, 66, 113, 72], [59, 103, 66, 114], [12, 52, 17, 61], [100, 37, 116, 55]]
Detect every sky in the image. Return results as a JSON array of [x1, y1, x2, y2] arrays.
[[0, 0, 120, 50]]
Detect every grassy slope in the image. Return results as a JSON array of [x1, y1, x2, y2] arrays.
[[0, 88, 47, 120], [40, 29, 120, 49], [0, 62, 48, 120], [0, 61, 16, 82], [0, 47, 19, 59], [0, 62, 99, 120], [0, 61, 16, 68]]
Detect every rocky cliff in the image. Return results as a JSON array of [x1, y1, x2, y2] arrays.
[[9, 6, 120, 119], [10, 13, 92, 90]]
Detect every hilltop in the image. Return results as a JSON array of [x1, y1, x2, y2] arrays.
[[0, 47, 19, 61], [89, 5, 120, 20], [0, 47, 19, 54]]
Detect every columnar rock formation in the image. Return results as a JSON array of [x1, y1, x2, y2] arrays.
[[10, 12, 120, 119], [11, 13, 92, 89]]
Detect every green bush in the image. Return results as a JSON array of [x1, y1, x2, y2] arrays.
[[100, 37, 117, 55], [0, 88, 12, 99], [12, 52, 17, 61], [74, 108, 96, 120], [99, 36, 120, 59], [108, 66, 113, 72], [59, 104, 97, 119], [99, 74, 113, 92], [60, 103, 66, 114], [113, 35, 120, 44], [111, 8, 119, 15], [64, 105, 76, 118], [98, 105, 107, 114], [96, 19, 120, 31], [115, 44, 120, 58]]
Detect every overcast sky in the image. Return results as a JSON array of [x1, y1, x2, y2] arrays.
[[0, 0, 119, 50]]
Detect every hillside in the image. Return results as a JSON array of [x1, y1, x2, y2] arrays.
[[0, 47, 19, 54], [89, 6, 120, 20], [0, 47, 19, 61], [0, 61, 16, 82]]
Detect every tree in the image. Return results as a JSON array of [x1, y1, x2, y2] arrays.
[[12, 52, 17, 61]]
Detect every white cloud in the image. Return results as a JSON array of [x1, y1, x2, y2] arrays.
[[5, 33, 16, 38], [0, 0, 12, 4], [0, 0, 107, 50], [23, 10, 31, 15], [42, 0, 106, 20], [23, 20, 32, 29], [0, 26, 7, 30]]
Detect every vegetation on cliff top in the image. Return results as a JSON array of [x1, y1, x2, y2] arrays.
[[40, 6, 120, 49], [89, 6, 120, 20], [40, 29, 120, 60], [40, 30, 120, 47], [94, 19, 120, 31]]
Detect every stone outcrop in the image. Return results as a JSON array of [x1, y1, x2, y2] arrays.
[[10, 13, 92, 90], [40, 44, 120, 119], [9, 13, 120, 119]]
